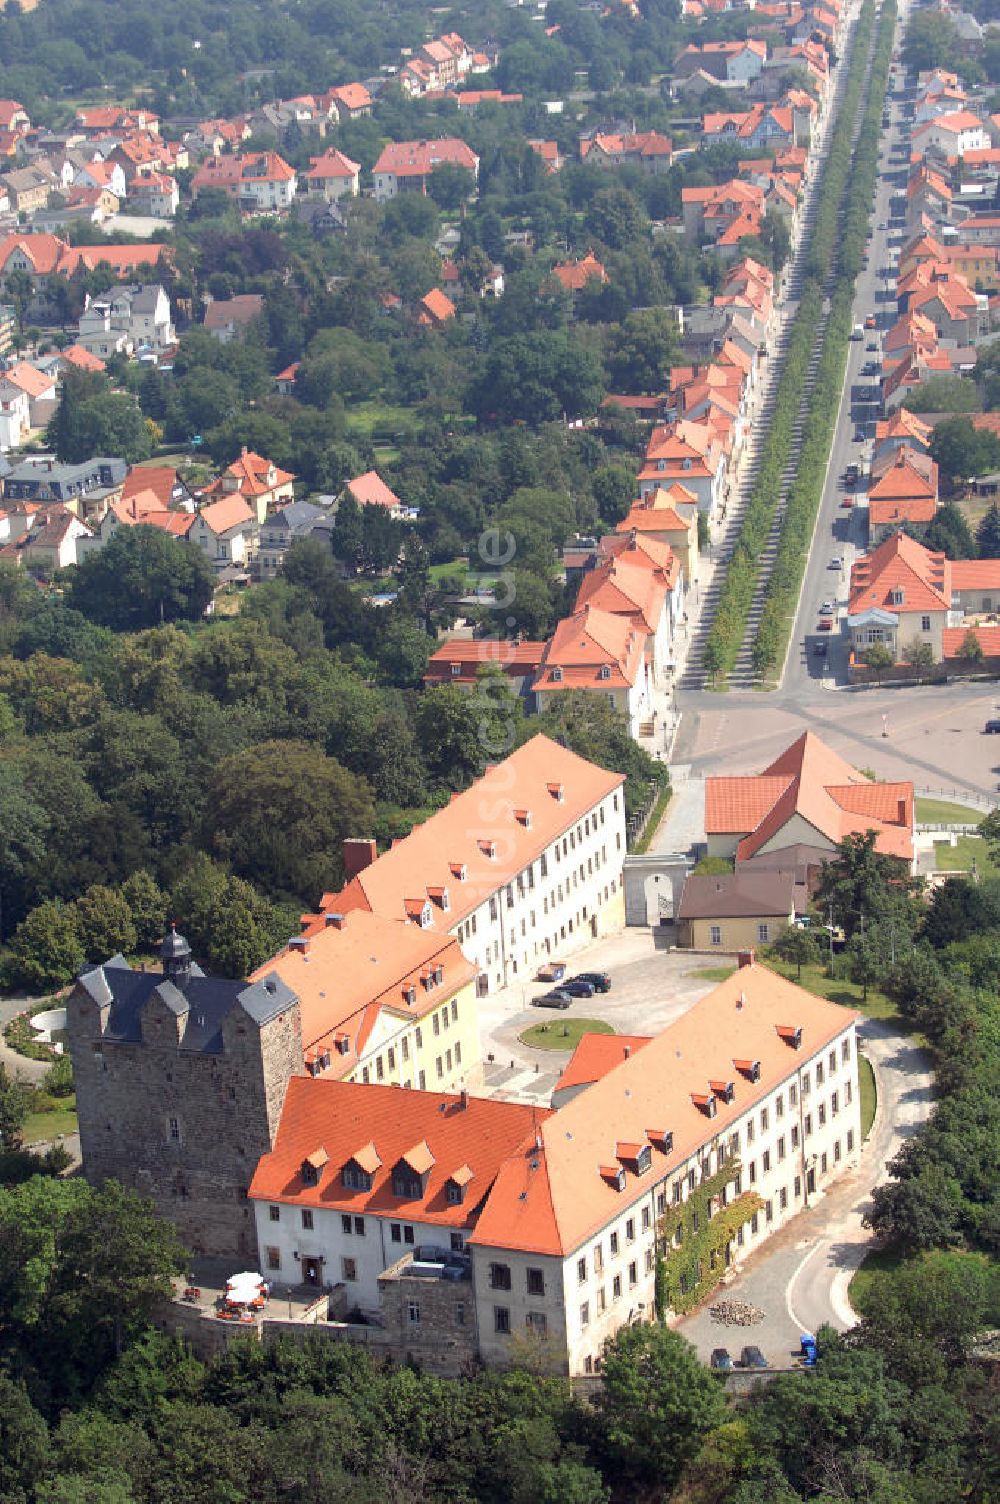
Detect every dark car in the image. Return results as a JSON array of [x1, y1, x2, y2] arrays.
[[532, 990, 573, 1009], [741, 1345, 768, 1369], [985, 720, 1000, 734], [560, 978, 596, 998], [571, 971, 612, 993], [710, 1348, 733, 1372]]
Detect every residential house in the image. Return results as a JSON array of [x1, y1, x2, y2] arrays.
[[0, 501, 91, 573], [130, 173, 180, 218], [676, 870, 800, 950], [872, 407, 933, 465], [190, 152, 298, 215], [423, 638, 547, 695], [256, 499, 329, 576], [74, 106, 159, 137], [579, 130, 674, 173], [0, 164, 59, 213], [615, 486, 701, 596], [188, 494, 258, 572], [574, 549, 676, 685], [848, 531, 956, 661], [202, 294, 264, 343], [0, 377, 30, 450], [550, 251, 607, 299], [674, 39, 767, 82], [867, 448, 939, 542], [304, 149, 361, 201], [199, 448, 295, 524], [532, 606, 651, 738], [76, 489, 194, 559], [344, 470, 407, 517], [1, 361, 57, 431], [704, 729, 915, 867], [682, 180, 765, 243], [637, 420, 727, 515], [372, 139, 479, 201], [701, 104, 797, 150], [2, 454, 126, 512], [528, 140, 564, 172], [76, 284, 175, 359], [912, 109, 989, 158], [417, 288, 455, 327], [324, 83, 373, 119], [317, 733, 628, 991]]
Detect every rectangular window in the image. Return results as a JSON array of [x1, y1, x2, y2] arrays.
[[818, 1104, 827, 1127], [789, 1082, 798, 1107], [526, 1268, 545, 1296], [433, 1014, 440, 1036], [342, 1257, 357, 1281], [791, 1125, 800, 1148], [821, 1152, 828, 1174], [779, 1187, 788, 1210], [341, 1213, 352, 1234], [847, 1130, 855, 1153], [494, 1306, 510, 1334], [709, 925, 722, 946], [777, 1137, 785, 1161], [404, 1226, 414, 1245], [760, 1107, 769, 1132], [612, 1274, 622, 1300], [641, 1206, 650, 1231], [765, 1199, 773, 1224], [757, 923, 769, 944], [577, 1257, 587, 1283], [834, 1139, 842, 1162], [580, 1300, 590, 1327], [266, 1246, 280, 1270], [775, 1093, 784, 1118], [354, 1217, 364, 1236], [391, 1223, 401, 1243], [269, 1205, 280, 1222], [846, 1080, 853, 1105], [922, 615, 931, 632], [526, 1311, 547, 1335], [831, 1091, 839, 1116], [490, 1262, 512, 1291], [301, 1209, 313, 1230], [842, 1038, 850, 1063], [594, 1243, 604, 1272], [804, 1114, 812, 1137], [749, 1161, 756, 1184], [454, 1303, 466, 1327], [816, 1062, 824, 1086], [794, 1175, 802, 1198], [645, 1247, 655, 1274], [609, 1232, 619, 1256], [597, 1286, 606, 1313], [746, 1119, 755, 1144], [625, 1217, 635, 1242], [829, 1050, 837, 1074], [628, 1261, 638, 1288]]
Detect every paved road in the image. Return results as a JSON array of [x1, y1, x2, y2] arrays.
[[0, 995, 53, 1084], [676, 1019, 934, 1365]]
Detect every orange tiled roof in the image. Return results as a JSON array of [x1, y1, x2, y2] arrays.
[[316, 735, 623, 932], [420, 287, 455, 323], [196, 494, 255, 535], [346, 470, 402, 510], [470, 962, 860, 1255], [554, 1034, 652, 1096], [868, 448, 938, 501], [59, 343, 105, 372], [249, 1076, 543, 1226], [204, 448, 294, 499], [849, 532, 950, 617], [535, 606, 645, 690], [950, 559, 1000, 591], [551, 250, 607, 292], [706, 731, 913, 862]]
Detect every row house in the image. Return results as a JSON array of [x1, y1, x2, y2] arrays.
[[616, 487, 701, 597], [423, 638, 546, 696], [316, 733, 628, 992], [681, 180, 764, 244], [533, 606, 652, 740], [248, 960, 861, 1376], [637, 419, 728, 514], [701, 103, 799, 151], [867, 448, 939, 544]]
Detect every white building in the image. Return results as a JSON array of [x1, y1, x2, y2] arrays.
[[76, 283, 174, 358], [0, 377, 31, 450]]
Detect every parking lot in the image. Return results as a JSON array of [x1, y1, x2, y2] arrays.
[[477, 928, 723, 1104]]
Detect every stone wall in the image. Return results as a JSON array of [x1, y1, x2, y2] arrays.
[[67, 983, 303, 1262]]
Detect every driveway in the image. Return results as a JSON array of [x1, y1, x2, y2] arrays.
[[0, 995, 53, 1084], [675, 1019, 933, 1366], [478, 929, 722, 1104]]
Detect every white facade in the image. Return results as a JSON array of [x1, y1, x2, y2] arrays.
[[0, 380, 30, 450], [446, 786, 627, 991], [240, 172, 297, 213], [476, 1021, 861, 1374]]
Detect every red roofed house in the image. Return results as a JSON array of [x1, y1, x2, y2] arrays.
[[418, 287, 456, 327], [188, 494, 258, 571], [423, 638, 546, 694], [705, 729, 915, 867], [202, 293, 264, 343], [550, 250, 607, 297], [325, 83, 373, 119], [200, 447, 295, 524], [867, 448, 938, 542], [304, 148, 361, 201], [191, 151, 297, 214], [372, 139, 479, 201], [579, 130, 674, 173], [615, 485, 701, 595], [344, 470, 405, 518], [532, 605, 652, 736], [847, 531, 954, 662]]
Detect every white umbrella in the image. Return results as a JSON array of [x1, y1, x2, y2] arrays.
[[225, 1271, 265, 1305]]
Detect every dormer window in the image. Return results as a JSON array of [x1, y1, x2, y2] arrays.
[[446, 1164, 473, 1204], [646, 1128, 673, 1155], [598, 664, 611, 680], [434, 965, 444, 985], [691, 1092, 717, 1118], [635, 1144, 651, 1175], [777, 1025, 803, 1050], [735, 1058, 761, 1082], [422, 972, 434, 991], [889, 588, 904, 607], [301, 1147, 329, 1186], [547, 782, 565, 802], [710, 1079, 736, 1104], [428, 886, 450, 912], [450, 862, 467, 881], [551, 666, 563, 681], [404, 985, 417, 1006], [600, 1164, 626, 1191], [479, 839, 496, 859], [334, 1034, 350, 1055], [343, 1163, 372, 1191], [514, 808, 532, 828]]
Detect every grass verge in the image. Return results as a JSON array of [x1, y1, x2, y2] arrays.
[[767, 961, 902, 1026], [23, 1104, 77, 1144], [915, 796, 983, 825], [686, 965, 737, 982], [934, 834, 998, 876], [519, 1018, 614, 1051], [631, 783, 673, 855], [858, 1051, 876, 1140]]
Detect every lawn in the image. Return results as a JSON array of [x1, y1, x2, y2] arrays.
[[686, 965, 737, 982], [915, 796, 984, 826], [858, 1051, 877, 1140], [767, 961, 901, 1026], [346, 401, 419, 442], [934, 834, 999, 877], [22, 1104, 77, 1145], [520, 1017, 614, 1051]]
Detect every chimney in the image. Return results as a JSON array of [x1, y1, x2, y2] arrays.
[[737, 948, 755, 969], [343, 837, 377, 880], [460, 1089, 469, 1109], [898, 798, 907, 823], [624, 1045, 632, 1059]]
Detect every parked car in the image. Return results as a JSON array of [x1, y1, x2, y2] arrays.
[[710, 1348, 733, 1372], [818, 617, 834, 631], [532, 990, 573, 1009], [985, 719, 1000, 734], [560, 978, 596, 998], [571, 971, 612, 993], [819, 601, 834, 616], [829, 556, 844, 570], [536, 961, 567, 982], [842, 496, 854, 508], [854, 427, 866, 442], [741, 1345, 769, 1369], [864, 314, 877, 328], [866, 340, 879, 351]]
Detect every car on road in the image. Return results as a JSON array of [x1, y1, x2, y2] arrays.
[[532, 990, 573, 1009], [866, 340, 879, 351], [560, 978, 596, 998], [854, 427, 866, 442], [571, 971, 612, 993], [710, 1348, 733, 1372], [819, 601, 834, 615], [536, 961, 567, 982], [864, 315, 877, 328], [741, 1345, 769, 1369], [829, 555, 844, 570], [985, 719, 1000, 734]]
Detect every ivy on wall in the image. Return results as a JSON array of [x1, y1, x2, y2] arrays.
[[654, 1160, 763, 1317]]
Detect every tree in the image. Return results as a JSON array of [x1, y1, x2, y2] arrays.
[[770, 925, 819, 978], [597, 1323, 727, 1492], [206, 740, 376, 903], [6, 900, 84, 992], [0, 1063, 31, 1151], [119, 870, 167, 950], [930, 416, 1000, 493], [48, 370, 152, 465], [975, 502, 1000, 559], [0, 1373, 50, 1497], [903, 377, 980, 415], [604, 307, 679, 394], [903, 9, 959, 72], [977, 805, 1000, 863], [814, 831, 922, 941], [901, 638, 935, 672], [923, 503, 976, 560], [0, 763, 49, 939], [857, 1251, 994, 1380], [73, 884, 138, 963], [66, 527, 215, 630], [426, 163, 475, 210], [415, 676, 525, 791], [862, 642, 894, 682], [591, 463, 635, 524], [956, 627, 984, 663], [585, 185, 648, 251], [865, 1162, 965, 1254]]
